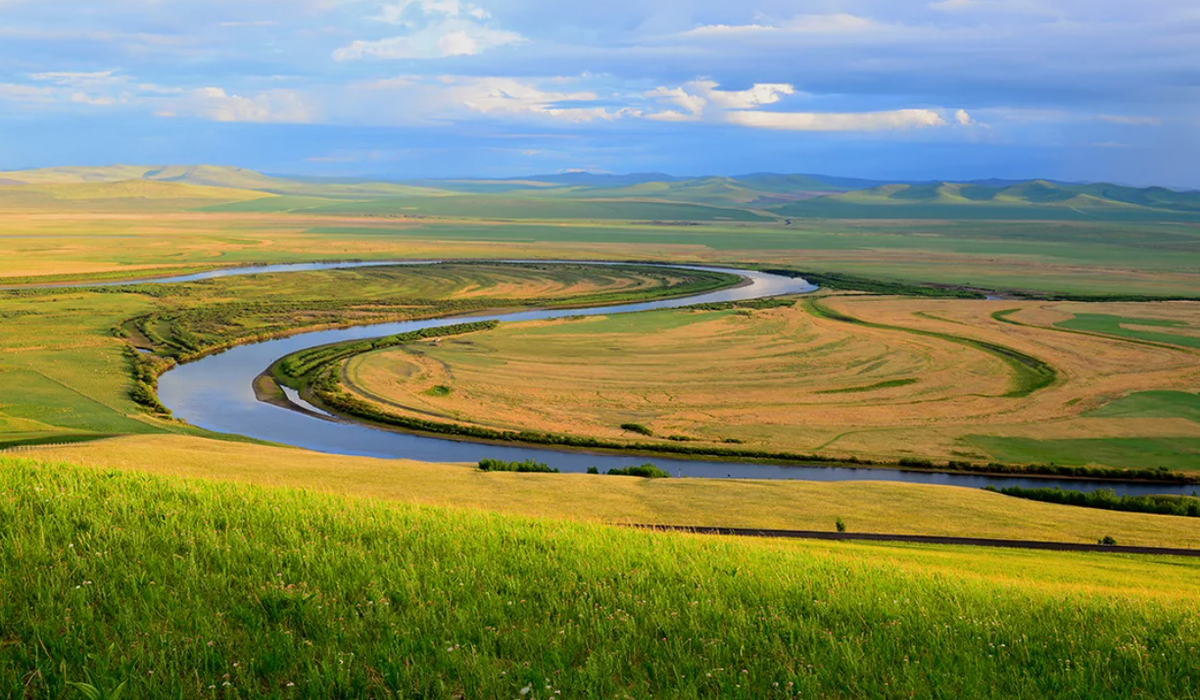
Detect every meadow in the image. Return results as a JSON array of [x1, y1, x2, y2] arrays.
[[330, 295, 1200, 470], [2, 457, 1198, 700]]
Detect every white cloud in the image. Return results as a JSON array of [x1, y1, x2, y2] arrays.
[[928, 0, 979, 11], [645, 80, 796, 121], [684, 13, 883, 38], [158, 87, 316, 123], [0, 82, 57, 103], [955, 108, 974, 125], [30, 70, 126, 87], [1098, 115, 1162, 126], [337, 1, 522, 60], [351, 74, 636, 124], [725, 109, 949, 132]]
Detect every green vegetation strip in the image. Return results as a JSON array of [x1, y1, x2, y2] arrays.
[[3, 459, 1198, 699], [990, 486, 1200, 518], [761, 268, 986, 298], [807, 298, 1057, 398], [993, 309, 1200, 353], [818, 378, 918, 394]]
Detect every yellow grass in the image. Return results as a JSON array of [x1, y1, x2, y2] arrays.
[[16, 434, 1200, 549], [339, 297, 1200, 463]]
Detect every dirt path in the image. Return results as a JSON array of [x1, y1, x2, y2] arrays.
[[629, 524, 1200, 557]]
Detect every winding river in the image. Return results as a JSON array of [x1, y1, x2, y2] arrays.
[[66, 259, 1185, 497]]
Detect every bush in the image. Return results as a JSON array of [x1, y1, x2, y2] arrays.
[[586, 467, 599, 475], [835, 518, 847, 533], [1099, 535, 1118, 546], [607, 464, 670, 479], [992, 486, 1200, 518], [477, 458, 560, 474], [620, 423, 654, 436]]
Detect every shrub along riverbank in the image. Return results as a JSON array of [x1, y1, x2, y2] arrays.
[[992, 486, 1200, 518]]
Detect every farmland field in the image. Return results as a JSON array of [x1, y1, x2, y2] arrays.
[[334, 296, 1200, 469]]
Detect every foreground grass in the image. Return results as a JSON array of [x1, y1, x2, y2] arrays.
[[2, 457, 1199, 699]]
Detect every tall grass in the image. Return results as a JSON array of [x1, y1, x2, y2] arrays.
[[1, 458, 1197, 699]]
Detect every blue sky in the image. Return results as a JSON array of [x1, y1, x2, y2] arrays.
[[0, 0, 1197, 185]]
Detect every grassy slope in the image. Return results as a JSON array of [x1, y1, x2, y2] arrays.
[[2, 457, 1198, 700], [0, 180, 272, 211], [21, 435, 1200, 549]]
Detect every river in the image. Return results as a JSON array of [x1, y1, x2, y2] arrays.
[[72, 259, 1188, 497]]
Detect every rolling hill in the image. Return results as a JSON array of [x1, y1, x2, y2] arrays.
[[1, 164, 1198, 220]]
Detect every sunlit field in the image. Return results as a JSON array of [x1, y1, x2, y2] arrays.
[[329, 296, 1200, 468], [3, 458, 1197, 699]]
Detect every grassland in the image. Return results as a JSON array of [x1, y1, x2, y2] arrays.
[[2, 457, 1198, 699], [5, 166, 1200, 698], [2, 210, 1200, 297], [0, 263, 734, 449], [330, 296, 1200, 469], [19, 434, 1200, 548]]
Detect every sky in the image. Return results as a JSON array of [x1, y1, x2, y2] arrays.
[[0, 0, 1197, 185]]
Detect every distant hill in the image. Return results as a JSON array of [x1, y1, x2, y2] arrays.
[[0, 165, 1197, 221], [776, 180, 1200, 219]]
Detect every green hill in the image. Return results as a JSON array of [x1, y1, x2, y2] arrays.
[[1, 457, 1197, 699], [771, 180, 1200, 220], [2, 165, 1198, 221], [0, 179, 273, 210]]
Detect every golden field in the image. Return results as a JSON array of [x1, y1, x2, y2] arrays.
[[338, 295, 1200, 467]]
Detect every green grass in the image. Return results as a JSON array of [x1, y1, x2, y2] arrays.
[[1088, 391, 1200, 422], [1055, 313, 1200, 349], [967, 435, 1200, 471], [2, 458, 1198, 700], [817, 378, 919, 394]]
